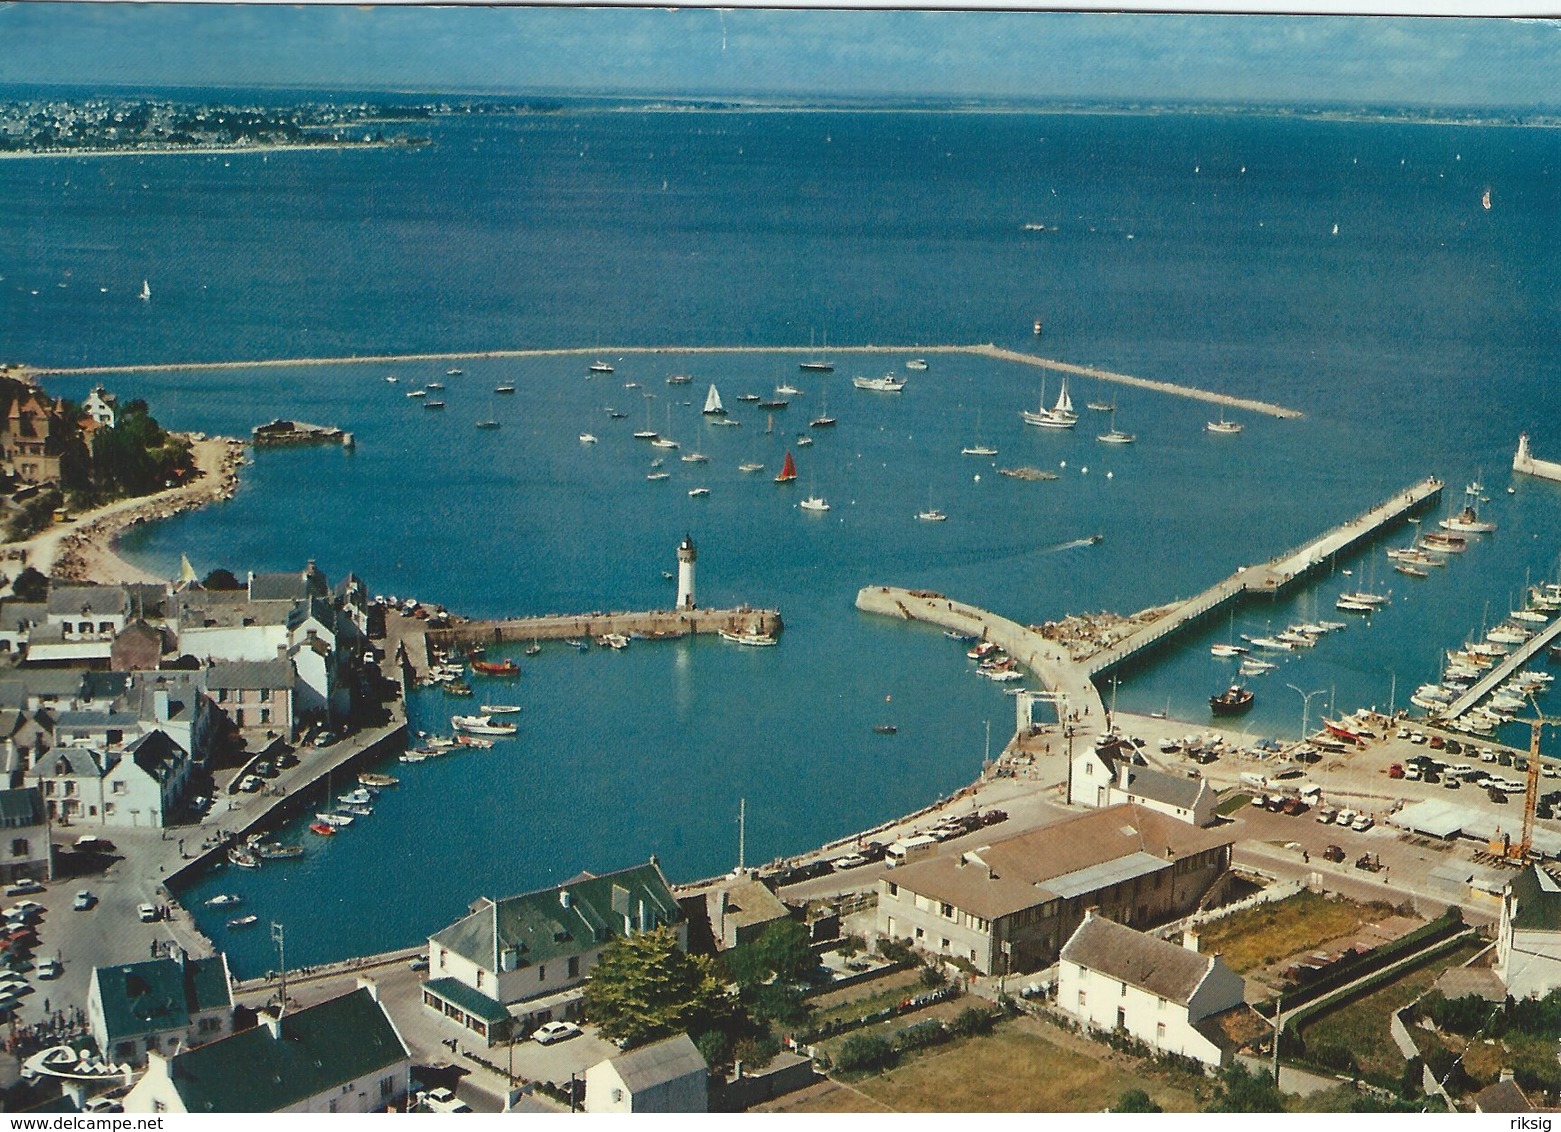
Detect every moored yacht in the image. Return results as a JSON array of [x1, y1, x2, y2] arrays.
[[853, 374, 907, 392], [1021, 377, 1077, 429]]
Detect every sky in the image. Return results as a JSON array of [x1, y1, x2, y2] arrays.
[[0, 5, 1558, 109]]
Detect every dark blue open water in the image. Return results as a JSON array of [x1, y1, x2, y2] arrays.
[[5, 107, 1560, 972]]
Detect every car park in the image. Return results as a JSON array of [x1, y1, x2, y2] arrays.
[[533, 1021, 582, 1045]]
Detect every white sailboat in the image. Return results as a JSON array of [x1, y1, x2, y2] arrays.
[[1095, 408, 1136, 444], [633, 394, 658, 440], [1020, 376, 1077, 429], [961, 408, 997, 456], [702, 384, 726, 416], [138, 280, 151, 302], [1206, 410, 1242, 435]]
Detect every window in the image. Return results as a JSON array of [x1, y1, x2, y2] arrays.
[[260, 708, 271, 725], [235, 709, 245, 727], [1116, 1008, 1126, 1030], [538, 964, 546, 982], [887, 883, 898, 897], [111, 780, 127, 795], [1157, 997, 1166, 1011], [104, 803, 116, 816], [439, 948, 447, 969], [941, 938, 950, 950], [1077, 990, 1086, 1007], [1156, 1022, 1166, 1041], [1120, 981, 1127, 997], [9, 838, 26, 858], [612, 1089, 624, 1104], [475, 969, 484, 989], [567, 956, 579, 978], [941, 902, 954, 918], [217, 688, 228, 703], [915, 928, 924, 940]]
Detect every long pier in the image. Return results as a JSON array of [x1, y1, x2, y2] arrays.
[[1441, 616, 1561, 721], [28, 343, 1306, 420], [971, 345, 1304, 420], [413, 606, 782, 678], [1087, 477, 1444, 677]]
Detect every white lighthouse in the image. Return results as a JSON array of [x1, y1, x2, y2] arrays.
[[676, 534, 697, 610]]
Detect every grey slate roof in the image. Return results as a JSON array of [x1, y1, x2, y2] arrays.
[[158, 986, 406, 1113], [432, 861, 681, 972], [1507, 865, 1561, 932], [46, 585, 128, 618], [128, 731, 188, 782], [609, 1032, 707, 1093], [81, 670, 132, 702], [1061, 914, 1214, 1006], [42, 747, 109, 779], [1473, 1079, 1533, 1113], [133, 673, 205, 723], [54, 710, 141, 731], [248, 564, 328, 603], [12, 668, 87, 698], [0, 786, 44, 829], [0, 601, 46, 632], [0, 680, 27, 710], [92, 954, 232, 1043], [206, 659, 295, 691], [177, 598, 294, 630], [1119, 766, 1207, 811]]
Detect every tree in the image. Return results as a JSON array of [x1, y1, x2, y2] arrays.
[[1114, 1089, 1162, 1113], [1206, 1063, 1287, 1113], [203, 568, 244, 590], [950, 1006, 995, 1038], [581, 926, 735, 1050], [1399, 1055, 1424, 1100], [834, 1033, 894, 1074], [9, 566, 48, 602], [723, 919, 814, 989]]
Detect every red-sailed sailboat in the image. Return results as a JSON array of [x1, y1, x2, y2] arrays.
[[774, 450, 798, 484]]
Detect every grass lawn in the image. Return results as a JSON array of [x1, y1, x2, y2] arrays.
[[1298, 939, 1484, 1083], [809, 969, 930, 1028], [1217, 792, 1253, 816], [1194, 889, 1401, 975], [791, 1015, 1204, 1113]]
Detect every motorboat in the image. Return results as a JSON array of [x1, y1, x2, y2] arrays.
[[205, 893, 242, 908], [796, 435, 814, 447], [1395, 563, 1429, 578], [776, 383, 802, 396], [451, 714, 519, 736], [447, 368, 464, 376], [916, 508, 948, 522], [681, 452, 709, 463], [905, 359, 928, 371], [1209, 685, 1255, 715], [799, 495, 831, 512], [853, 374, 907, 392], [406, 389, 427, 398], [589, 361, 614, 374], [719, 628, 777, 646], [226, 915, 259, 929], [359, 773, 400, 788], [1440, 505, 1496, 534], [1206, 413, 1242, 435], [646, 471, 671, 481], [738, 462, 765, 473], [736, 393, 762, 403], [1209, 643, 1248, 658], [689, 487, 711, 498], [479, 705, 522, 715], [314, 812, 354, 827], [338, 788, 374, 806], [667, 373, 693, 385], [495, 384, 516, 394]]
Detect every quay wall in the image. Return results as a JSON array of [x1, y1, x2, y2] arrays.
[[423, 606, 781, 655]]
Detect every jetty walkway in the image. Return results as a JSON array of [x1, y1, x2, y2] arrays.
[[1441, 615, 1561, 721], [971, 345, 1303, 420], [410, 606, 781, 679], [857, 477, 1443, 730], [32, 343, 1305, 419]]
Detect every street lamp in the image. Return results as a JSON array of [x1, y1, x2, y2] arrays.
[[1286, 684, 1327, 742]]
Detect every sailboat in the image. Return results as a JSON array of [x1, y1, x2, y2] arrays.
[[961, 408, 997, 456], [1206, 409, 1242, 435], [916, 487, 947, 522], [809, 388, 837, 429], [138, 280, 151, 302], [1020, 376, 1077, 429], [800, 330, 834, 372], [651, 404, 679, 449], [702, 384, 726, 416], [633, 395, 659, 440], [1095, 408, 1136, 444], [774, 450, 798, 484]]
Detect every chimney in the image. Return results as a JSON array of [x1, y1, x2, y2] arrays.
[[1117, 760, 1132, 790], [1500, 1068, 1516, 1084], [1183, 930, 1200, 954], [259, 1008, 281, 1040], [1083, 906, 1098, 923], [559, 889, 573, 910]]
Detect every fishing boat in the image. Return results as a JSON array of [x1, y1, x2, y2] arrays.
[[406, 389, 426, 398], [1206, 411, 1242, 435], [479, 705, 521, 715], [688, 487, 711, 498], [495, 384, 516, 394], [852, 374, 907, 392], [904, 359, 928, 371], [1420, 531, 1468, 553], [719, 628, 777, 646], [452, 714, 519, 736], [227, 847, 260, 869], [205, 893, 242, 908], [702, 385, 726, 416], [454, 733, 494, 749], [799, 495, 831, 512], [738, 462, 765, 473], [774, 451, 798, 484], [667, 373, 693, 385], [873, 724, 899, 735], [589, 361, 614, 374], [1209, 685, 1255, 715], [1020, 377, 1077, 429], [1439, 505, 1497, 534], [1322, 719, 1363, 744], [472, 659, 519, 676], [254, 842, 305, 860], [579, 433, 598, 444], [359, 773, 400, 788], [226, 915, 259, 929]]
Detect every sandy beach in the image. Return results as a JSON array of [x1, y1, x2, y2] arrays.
[[2, 435, 245, 587]]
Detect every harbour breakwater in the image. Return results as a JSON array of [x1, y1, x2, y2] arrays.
[[31, 343, 1305, 419]]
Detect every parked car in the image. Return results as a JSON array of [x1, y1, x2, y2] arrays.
[[253, 760, 278, 779], [137, 903, 159, 923], [1322, 844, 1346, 863], [978, 809, 1008, 826], [313, 731, 338, 749], [36, 957, 61, 979], [1315, 807, 1337, 825], [408, 955, 430, 972], [533, 1021, 582, 1045], [238, 775, 262, 793], [1352, 815, 1374, 832], [72, 890, 95, 911], [1388, 763, 1404, 779], [1442, 777, 1461, 789], [1405, 766, 1422, 781], [832, 854, 870, 870], [418, 1088, 471, 1114], [3, 880, 43, 898], [1489, 787, 1509, 803]]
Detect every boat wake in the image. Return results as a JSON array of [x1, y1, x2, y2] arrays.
[[1043, 534, 1104, 554]]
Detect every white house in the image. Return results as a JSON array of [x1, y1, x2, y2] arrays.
[[423, 859, 684, 1043], [30, 731, 191, 829], [81, 385, 117, 429], [1495, 865, 1561, 1001], [88, 951, 233, 1066], [1109, 762, 1219, 828], [122, 982, 410, 1114], [584, 1032, 708, 1114], [1058, 911, 1246, 1068], [0, 786, 51, 884], [175, 597, 294, 663], [1069, 734, 1143, 809]]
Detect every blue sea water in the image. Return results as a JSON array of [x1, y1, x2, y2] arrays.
[[5, 105, 1561, 973]]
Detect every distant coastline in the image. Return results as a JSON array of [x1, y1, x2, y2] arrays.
[[0, 138, 421, 161]]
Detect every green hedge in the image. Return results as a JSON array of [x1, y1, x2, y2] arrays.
[[1257, 909, 1466, 1015]]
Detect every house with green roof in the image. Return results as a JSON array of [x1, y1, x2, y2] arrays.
[[122, 982, 411, 1114], [0, 785, 50, 883], [423, 858, 683, 1044], [87, 950, 233, 1065], [1496, 864, 1561, 1000]]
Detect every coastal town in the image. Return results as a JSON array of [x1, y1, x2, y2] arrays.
[[0, 363, 1560, 1116]]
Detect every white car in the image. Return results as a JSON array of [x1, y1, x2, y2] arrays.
[[533, 1021, 583, 1045], [72, 890, 95, 911], [3, 901, 43, 921], [1335, 809, 1357, 827], [1397, 727, 1412, 740], [37, 957, 61, 979], [1314, 808, 1336, 825], [419, 1088, 471, 1114], [1352, 815, 1374, 832], [1482, 750, 1499, 763], [4, 879, 44, 898], [832, 854, 870, 870], [137, 903, 159, 923]]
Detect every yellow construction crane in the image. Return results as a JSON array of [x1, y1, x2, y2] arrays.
[[1491, 709, 1555, 863]]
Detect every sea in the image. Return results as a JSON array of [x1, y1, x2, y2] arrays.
[[4, 98, 1560, 973]]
